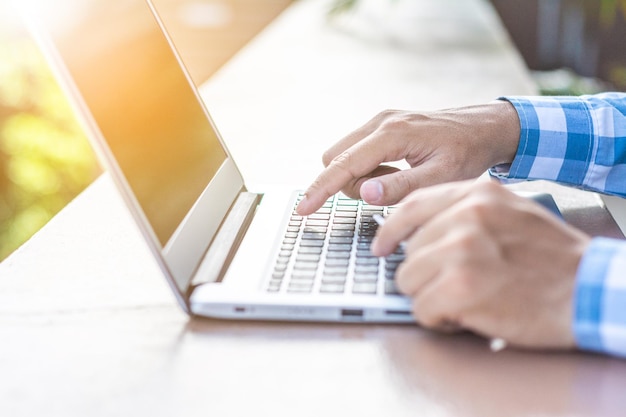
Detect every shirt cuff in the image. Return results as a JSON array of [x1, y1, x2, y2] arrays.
[[496, 95, 597, 186], [574, 237, 626, 357]]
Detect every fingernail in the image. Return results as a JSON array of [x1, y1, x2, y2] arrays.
[[295, 194, 309, 215], [361, 180, 383, 204]]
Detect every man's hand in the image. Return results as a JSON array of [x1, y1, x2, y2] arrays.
[[296, 101, 520, 216], [372, 180, 591, 350]]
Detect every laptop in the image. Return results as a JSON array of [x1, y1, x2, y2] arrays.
[[21, 0, 600, 324], [20, 0, 414, 322]]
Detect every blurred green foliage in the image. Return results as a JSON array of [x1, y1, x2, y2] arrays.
[[599, 0, 626, 27], [0, 35, 100, 261]]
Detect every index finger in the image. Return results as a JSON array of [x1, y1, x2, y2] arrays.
[[296, 111, 404, 216], [296, 142, 384, 215]]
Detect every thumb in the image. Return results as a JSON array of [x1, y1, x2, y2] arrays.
[[360, 170, 416, 206], [360, 166, 441, 205]]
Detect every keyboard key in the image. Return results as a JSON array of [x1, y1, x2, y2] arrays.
[[328, 243, 351, 252], [304, 226, 327, 234], [306, 219, 329, 227], [326, 251, 350, 259], [322, 275, 347, 284], [352, 282, 378, 294], [274, 263, 288, 271], [292, 270, 317, 279], [325, 258, 349, 267], [355, 257, 379, 266], [300, 239, 324, 247], [331, 224, 355, 231], [384, 280, 401, 295], [293, 262, 318, 271], [302, 232, 326, 240], [355, 265, 379, 275], [296, 254, 320, 263], [354, 274, 378, 283], [269, 278, 283, 286], [298, 246, 322, 254], [324, 266, 349, 276], [290, 277, 315, 286], [330, 230, 354, 237], [337, 199, 359, 206], [287, 284, 313, 293], [335, 211, 357, 218], [308, 213, 330, 220], [320, 283, 345, 293], [386, 253, 405, 262], [276, 255, 290, 264], [329, 237, 353, 245], [333, 218, 356, 224]]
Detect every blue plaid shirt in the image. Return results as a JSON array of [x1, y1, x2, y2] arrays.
[[494, 92, 626, 357]]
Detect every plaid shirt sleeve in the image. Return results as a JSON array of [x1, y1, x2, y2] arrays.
[[492, 93, 626, 358], [574, 237, 626, 357], [492, 92, 626, 197]]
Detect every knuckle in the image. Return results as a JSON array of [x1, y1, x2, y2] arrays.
[[321, 150, 335, 167], [330, 150, 354, 172], [442, 267, 476, 301], [376, 109, 399, 120], [306, 177, 325, 196], [461, 197, 496, 225], [400, 195, 421, 214], [393, 170, 418, 199], [378, 111, 413, 133], [450, 229, 478, 253], [472, 180, 505, 198]]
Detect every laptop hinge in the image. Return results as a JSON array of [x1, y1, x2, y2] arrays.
[[190, 191, 262, 288]]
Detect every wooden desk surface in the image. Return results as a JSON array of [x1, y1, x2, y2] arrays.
[[2, 0, 625, 416]]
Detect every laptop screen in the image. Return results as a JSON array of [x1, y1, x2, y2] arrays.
[[26, 0, 228, 246]]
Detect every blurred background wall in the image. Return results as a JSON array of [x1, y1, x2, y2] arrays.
[[490, 0, 626, 93]]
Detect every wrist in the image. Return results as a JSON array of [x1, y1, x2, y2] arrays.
[[485, 99, 521, 166]]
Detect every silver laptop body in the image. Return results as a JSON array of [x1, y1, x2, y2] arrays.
[[21, 0, 413, 322], [601, 195, 626, 236]]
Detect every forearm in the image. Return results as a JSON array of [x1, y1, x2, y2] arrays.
[[492, 92, 626, 198]]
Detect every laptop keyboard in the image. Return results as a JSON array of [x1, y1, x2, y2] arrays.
[[267, 193, 405, 295]]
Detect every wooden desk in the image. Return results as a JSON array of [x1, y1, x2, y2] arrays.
[[2, 1, 625, 416]]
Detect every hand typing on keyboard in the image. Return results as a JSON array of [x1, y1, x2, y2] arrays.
[[295, 101, 519, 217], [294, 99, 598, 356]]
